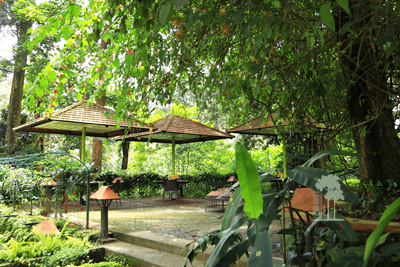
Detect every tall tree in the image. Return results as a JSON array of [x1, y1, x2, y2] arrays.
[[27, 0, 400, 189], [4, 12, 32, 154]]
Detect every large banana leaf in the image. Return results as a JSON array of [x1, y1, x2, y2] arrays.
[[263, 191, 285, 225], [221, 188, 243, 231], [217, 239, 251, 267], [287, 167, 358, 203], [363, 196, 400, 267], [302, 149, 356, 168], [259, 170, 276, 183], [247, 214, 274, 267], [205, 215, 248, 267], [235, 142, 263, 219], [304, 214, 358, 243]]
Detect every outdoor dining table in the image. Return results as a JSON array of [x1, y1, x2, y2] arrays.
[[156, 180, 189, 198]]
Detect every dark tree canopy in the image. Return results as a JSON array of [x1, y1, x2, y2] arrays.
[[22, 0, 400, 187]]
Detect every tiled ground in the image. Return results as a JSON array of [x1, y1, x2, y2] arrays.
[[67, 197, 283, 257]]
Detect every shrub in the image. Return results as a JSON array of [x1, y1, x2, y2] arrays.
[[98, 172, 236, 198], [344, 178, 360, 191], [42, 246, 89, 267]]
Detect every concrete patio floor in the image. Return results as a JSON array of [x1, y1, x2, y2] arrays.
[[66, 197, 283, 258]]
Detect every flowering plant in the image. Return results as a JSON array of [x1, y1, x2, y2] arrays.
[[168, 174, 179, 180]]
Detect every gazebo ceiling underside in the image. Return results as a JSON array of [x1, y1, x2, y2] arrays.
[[227, 114, 328, 136], [121, 131, 231, 144], [21, 120, 135, 138], [115, 115, 234, 143]]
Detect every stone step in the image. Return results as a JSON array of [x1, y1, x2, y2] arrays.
[[112, 230, 212, 263], [101, 240, 204, 267]]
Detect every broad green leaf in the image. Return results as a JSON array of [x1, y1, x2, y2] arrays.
[[27, 41, 34, 51], [306, 214, 357, 242], [28, 95, 35, 107], [205, 216, 248, 267], [247, 215, 273, 267], [320, 4, 335, 31], [287, 167, 358, 203], [235, 142, 263, 219], [336, 0, 350, 15], [113, 58, 120, 69], [47, 71, 57, 83], [140, 48, 148, 65], [307, 34, 315, 48], [218, 239, 251, 265], [174, 0, 189, 9], [262, 191, 285, 225], [62, 27, 70, 40], [259, 170, 276, 183], [363, 197, 400, 267], [40, 78, 49, 89], [221, 188, 243, 231], [302, 149, 356, 167], [76, 92, 82, 101], [35, 87, 44, 98], [159, 3, 171, 26], [125, 54, 133, 63], [103, 33, 110, 43]]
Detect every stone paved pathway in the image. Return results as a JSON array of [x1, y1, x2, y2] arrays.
[[67, 197, 282, 257]]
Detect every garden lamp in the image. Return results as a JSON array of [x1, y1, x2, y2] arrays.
[[112, 177, 124, 184], [226, 176, 238, 182], [90, 186, 120, 240], [32, 220, 60, 235]]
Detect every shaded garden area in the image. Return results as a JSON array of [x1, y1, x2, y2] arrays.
[[1, 0, 400, 266]]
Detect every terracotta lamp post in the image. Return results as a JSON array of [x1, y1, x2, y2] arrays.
[[32, 220, 60, 235], [111, 177, 124, 184], [90, 186, 120, 240], [226, 176, 238, 182], [40, 178, 57, 215]]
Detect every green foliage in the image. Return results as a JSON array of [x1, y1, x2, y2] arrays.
[[343, 178, 359, 191], [235, 142, 263, 219], [42, 246, 89, 267], [185, 147, 363, 266], [0, 107, 37, 155], [363, 197, 400, 266], [102, 253, 142, 267], [98, 172, 235, 198], [74, 263, 124, 267]]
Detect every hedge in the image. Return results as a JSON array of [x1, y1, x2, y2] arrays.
[[96, 172, 236, 198]]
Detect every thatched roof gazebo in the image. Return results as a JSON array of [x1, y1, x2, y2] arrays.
[[13, 99, 151, 138], [227, 113, 328, 136]]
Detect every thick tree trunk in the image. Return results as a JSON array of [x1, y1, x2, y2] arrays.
[[91, 39, 110, 172], [338, 1, 400, 189], [4, 20, 32, 154], [121, 141, 130, 170]]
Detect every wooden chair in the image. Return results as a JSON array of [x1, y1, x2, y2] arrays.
[[163, 180, 178, 200]]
